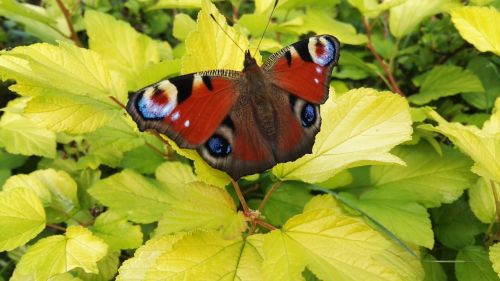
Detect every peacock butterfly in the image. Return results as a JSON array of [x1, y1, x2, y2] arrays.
[[126, 35, 340, 179]]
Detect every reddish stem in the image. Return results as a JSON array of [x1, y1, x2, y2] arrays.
[[54, 0, 82, 46], [231, 178, 251, 216], [258, 181, 282, 211]]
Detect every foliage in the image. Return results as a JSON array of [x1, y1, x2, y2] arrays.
[[0, 0, 499, 280]]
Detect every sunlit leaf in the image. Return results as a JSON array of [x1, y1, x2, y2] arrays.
[[148, 0, 202, 10], [469, 178, 500, 224], [0, 188, 45, 252], [173, 13, 196, 40], [11, 226, 108, 281], [88, 169, 171, 223], [72, 251, 120, 281], [490, 243, 500, 278], [408, 65, 484, 105], [348, 0, 406, 18], [390, 0, 457, 38], [155, 161, 196, 189], [91, 211, 143, 251], [155, 181, 247, 239], [273, 88, 412, 183], [451, 6, 500, 56]]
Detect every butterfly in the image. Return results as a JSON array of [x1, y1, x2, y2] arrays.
[[126, 35, 340, 179]]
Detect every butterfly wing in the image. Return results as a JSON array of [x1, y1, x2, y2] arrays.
[[263, 35, 340, 104], [126, 70, 241, 148]]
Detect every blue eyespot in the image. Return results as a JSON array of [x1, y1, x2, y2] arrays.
[[206, 134, 232, 157], [301, 103, 316, 127]]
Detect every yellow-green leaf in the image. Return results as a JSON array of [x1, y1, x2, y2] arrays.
[[469, 178, 500, 224], [91, 211, 143, 251], [181, 0, 259, 74], [155, 181, 247, 239], [0, 188, 45, 252], [173, 13, 197, 40], [490, 243, 500, 278], [390, 0, 457, 38], [451, 6, 500, 56], [145, 232, 264, 280], [85, 10, 161, 90], [155, 161, 196, 189], [348, 0, 406, 18], [12, 226, 108, 281], [148, 0, 201, 10], [273, 88, 412, 183], [88, 169, 171, 223]]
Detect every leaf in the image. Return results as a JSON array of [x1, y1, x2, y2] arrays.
[[24, 92, 119, 134], [424, 109, 500, 184], [262, 195, 423, 281], [85, 10, 161, 90], [134, 59, 181, 89], [432, 198, 485, 249], [116, 234, 186, 281], [469, 178, 500, 224], [365, 142, 476, 208], [348, 0, 406, 18], [0, 112, 56, 158], [0, 148, 27, 169], [120, 142, 166, 175], [490, 243, 500, 278], [11, 226, 108, 281], [78, 117, 144, 169], [155, 181, 247, 239], [273, 88, 413, 183], [451, 6, 500, 56], [0, 188, 45, 252], [462, 57, 500, 110], [277, 9, 367, 45], [145, 232, 264, 281], [390, 0, 456, 38], [148, 0, 202, 10], [173, 13, 196, 40], [88, 169, 171, 223], [71, 251, 120, 281], [456, 246, 499, 281], [91, 211, 143, 251], [341, 192, 433, 248], [181, 0, 259, 74], [408, 65, 484, 105], [0, 42, 126, 103], [422, 253, 448, 281], [155, 161, 196, 189]]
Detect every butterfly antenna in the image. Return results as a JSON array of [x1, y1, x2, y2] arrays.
[[253, 0, 279, 57], [209, 14, 245, 54]]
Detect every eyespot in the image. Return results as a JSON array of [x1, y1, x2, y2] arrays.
[[205, 134, 232, 157], [301, 103, 316, 127]]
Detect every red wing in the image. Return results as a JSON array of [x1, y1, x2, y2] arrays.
[[126, 71, 241, 148], [263, 35, 340, 104]]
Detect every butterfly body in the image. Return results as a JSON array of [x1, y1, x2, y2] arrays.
[[127, 35, 340, 179]]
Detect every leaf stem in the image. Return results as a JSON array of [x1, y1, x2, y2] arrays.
[[54, 0, 82, 46], [363, 17, 404, 96], [231, 178, 251, 216], [258, 181, 282, 212], [47, 223, 67, 232], [490, 180, 500, 239], [255, 218, 277, 231], [109, 96, 126, 109]]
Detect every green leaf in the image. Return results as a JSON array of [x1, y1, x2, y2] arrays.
[[148, 0, 201, 10], [341, 192, 433, 248], [116, 234, 186, 281], [365, 142, 476, 208], [451, 6, 500, 56], [260, 181, 314, 226], [0, 112, 56, 158], [24, 92, 119, 134], [262, 195, 423, 281], [390, 0, 456, 38], [173, 13, 196, 40], [0, 148, 27, 169], [134, 59, 181, 89], [462, 57, 500, 110], [348, 0, 406, 18], [155, 161, 196, 189], [85, 10, 161, 91], [273, 88, 412, 183], [408, 65, 484, 105], [432, 198, 485, 249], [71, 251, 120, 281], [88, 169, 171, 223], [456, 246, 499, 281], [469, 178, 500, 224], [145, 232, 264, 280], [181, 0, 259, 74], [3, 169, 80, 223], [155, 181, 247, 239], [422, 252, 448, 281], [425, 109, 500, 185], [78, 117, 144, 169], [11, 226, 108, 281], [0, 42, 126, 103], [489, 243, 500, 278], [0, 169, 10, 188], [0, 188, 45, 252], [120, 142, 166, 174], [91, 211, 143, 251]]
